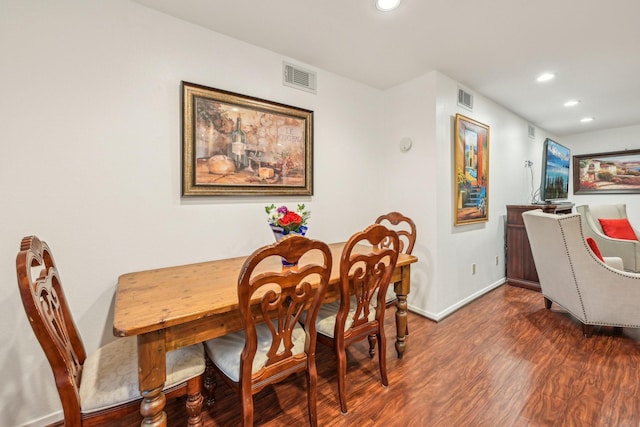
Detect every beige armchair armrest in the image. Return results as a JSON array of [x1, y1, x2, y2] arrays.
[[603, 256, 624, 270]]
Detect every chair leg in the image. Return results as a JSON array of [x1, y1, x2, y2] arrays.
[[377, 330, 388, 387], [544, 297, 552, 309], [582, 323, 594, 338], [335, 343, 348, 414], [203, 357, 216, 408], [306, 357, 319, 427], [186, 375, 204, 427], [240, 380, 254, 427], [367, 334, 377, 358]]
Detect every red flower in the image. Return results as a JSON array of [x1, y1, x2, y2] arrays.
[[266, 203, 310, 234], [278, 211, 302, 227]]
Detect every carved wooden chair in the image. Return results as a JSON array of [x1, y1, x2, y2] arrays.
[[203, 235, 332, 427], [306, 224, 399, 414], [375, 211, 416, 328], [16, 235, 206, 426]]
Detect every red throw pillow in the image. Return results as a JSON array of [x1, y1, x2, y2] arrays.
[[586, 237, 604, 261], [598, 218, 639, 241]]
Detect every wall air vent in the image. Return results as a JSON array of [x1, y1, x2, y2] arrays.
[[457, 87, 473, 110], [283, 62, 317, 94], [528, 124, 536, 139]]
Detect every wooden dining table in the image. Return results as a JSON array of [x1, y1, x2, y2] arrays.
[[113, 241, 417, 426]]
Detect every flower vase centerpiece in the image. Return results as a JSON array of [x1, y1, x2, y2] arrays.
[[265, 203, 310, 266]]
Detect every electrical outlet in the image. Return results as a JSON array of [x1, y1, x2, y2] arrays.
[[472, 263, 476, 274], [524, 160, 533, 167]]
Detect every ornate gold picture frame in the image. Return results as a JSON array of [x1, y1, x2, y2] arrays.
[[182, 82, 313, 196]]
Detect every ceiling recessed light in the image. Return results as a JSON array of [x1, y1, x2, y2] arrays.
[[536, 73, 555, 82], [580, 117, 594, 123], [564, 100, 580, 107], [375, 0, 401, 11]]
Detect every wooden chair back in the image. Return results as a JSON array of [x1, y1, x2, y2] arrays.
[[16, 235, 87, 425], [228, 234, 332, 426], [336, 224, 399, 341], [375, 211, 417, 255], [238, 235, 332, 387], [375, 211, 417, 320]]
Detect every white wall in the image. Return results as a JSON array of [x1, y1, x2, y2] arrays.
[[381, 71, 552, 319], [562, 124, 640, 215], [0, 1, 386, 425], [430, 73, 553, 318], [380, 72, 439, 323]]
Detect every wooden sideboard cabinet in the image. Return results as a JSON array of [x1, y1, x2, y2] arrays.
[[506, 204, 574, 291]]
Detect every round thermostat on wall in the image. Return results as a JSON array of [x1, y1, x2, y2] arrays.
[[399, 137, 412, 152]]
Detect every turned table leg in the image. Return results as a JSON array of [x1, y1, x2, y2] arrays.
[[394, 291, 408, 358], [138, 331, 168, 427], [394, 265, 411, 359]]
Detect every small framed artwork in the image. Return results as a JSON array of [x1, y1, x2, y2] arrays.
[[573, 149, 640, 194], [454, 114, 490, 225], [182, 81, 313, 196]]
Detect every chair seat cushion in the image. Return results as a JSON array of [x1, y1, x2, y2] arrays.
[[204, 320, 306, 382], [79, 336, 205, 413], [598, 218, 638, 241], [304, 296, 376, 338]]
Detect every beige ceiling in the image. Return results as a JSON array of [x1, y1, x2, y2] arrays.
[[132, 0, 640, 137]]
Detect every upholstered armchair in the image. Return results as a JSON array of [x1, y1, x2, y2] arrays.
[[521, 210, 640, 337], [575, 204, 640, 272]]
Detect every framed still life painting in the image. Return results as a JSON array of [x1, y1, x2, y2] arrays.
[[454, 114, 490, 225], [182, 81, 313, 196]]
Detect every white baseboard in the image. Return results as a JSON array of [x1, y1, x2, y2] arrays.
[[408, 278, 506, 322]]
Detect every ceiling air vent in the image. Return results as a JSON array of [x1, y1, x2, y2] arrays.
[[457, 87, 473, 110], [528, 124, 536, 139], [283, 62, 317, 94]]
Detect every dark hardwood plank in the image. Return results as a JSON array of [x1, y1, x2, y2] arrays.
[[75, 285, 640, 426]]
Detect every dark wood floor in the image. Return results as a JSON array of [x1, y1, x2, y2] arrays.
[[122, 284, 640, 426]]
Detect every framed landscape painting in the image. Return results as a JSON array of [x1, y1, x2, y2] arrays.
[[573, 149, 640, 194], [182, 81, 313, 196], [454, 114, 490, 225]]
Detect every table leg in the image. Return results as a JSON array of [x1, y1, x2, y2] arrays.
[[138, 331, 168, 427], [394, 291, 407, 358], [394, 266, 411, 359]]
